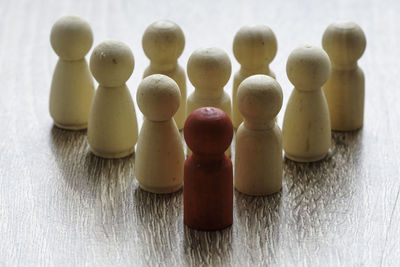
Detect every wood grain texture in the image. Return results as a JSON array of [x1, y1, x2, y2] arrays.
[[1, 0, 400, 266]]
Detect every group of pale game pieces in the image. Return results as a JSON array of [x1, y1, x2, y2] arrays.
[[49, 16, 366, 231]]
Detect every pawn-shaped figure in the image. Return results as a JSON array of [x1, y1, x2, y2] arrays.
[[235, 75, 283, 195], [282, 45, 331, 162], [184, 107, 233, 230], [186, 47, 232, 155], [49, 16, 95, 130], [88, 40, 138, 158], [232, 25, 278, 129], [142, 20, 187, 130], [135, 74, 184, 193], [322, 21, 366, 131]]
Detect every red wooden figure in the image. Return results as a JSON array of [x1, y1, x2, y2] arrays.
[[183, 107, 234, 230]]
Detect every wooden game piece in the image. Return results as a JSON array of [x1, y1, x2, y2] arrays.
[[322, 21, 367, 131], [282, 45, 331, 162], [186, 46, 232, 155], [49, 15, 95, 130], [235, 74, 283, 195], [87, 40, 138, 158], [142, 20, 187, 130], [232, 24, 277, 129], [184, 107, 233, 230], [135, 74, 184, 194]]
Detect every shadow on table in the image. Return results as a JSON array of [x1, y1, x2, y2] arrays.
[[50, 125, 138, 238], [235, 189, 282, 225], [330, 130, 364, 161], [133, 187, 184, 265], [134, 186, 183, 220], [235, 190, 282, 262], [50, 125, 135, 200], [183, 225, 233, 266], [282, 129, 364, 239]]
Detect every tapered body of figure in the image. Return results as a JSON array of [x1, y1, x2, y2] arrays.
[[322, 21, 366, 131], [135, 74, 184, 194], [88, 40, 138, 158], [282, 45, 331, 162], [49, 16, 95, 130], [235, 75, 283, 195], [184, 107, 233, 230]]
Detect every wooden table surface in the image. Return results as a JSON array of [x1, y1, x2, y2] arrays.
[[1, 0, 399, 266]]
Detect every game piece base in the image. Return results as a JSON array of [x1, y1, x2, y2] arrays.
[[90, 146, 134, 159], [332, 124, 363, 132], [285, 152, 327, 163], [138, 183, 182, 194], [234, 186, 282, 196], [54, 121, 87, 130], [184, 221, 232, 231]]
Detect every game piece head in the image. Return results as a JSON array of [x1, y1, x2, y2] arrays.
[[322, 21, 366, 68], [187, 47, 231, 90], [137, 74, 181, 122], [238, 74, 283, 123], [142, 20, 185, 65], [50, 15, 93, 60], [90, 40, 135, 87], [286, 45, 331, 91], [184, 107, 233, 155], [233, 24, 277, 69]]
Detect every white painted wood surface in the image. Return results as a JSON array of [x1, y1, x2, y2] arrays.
[[0, 0, 399, 266]]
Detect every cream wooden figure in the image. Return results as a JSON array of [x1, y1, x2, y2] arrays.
[[282, 45, 331, 162], [232, 25, 277, 129], [87, 40, 138, 158], [49, 16, 95, 130], [322, 21, 366, 131], [186, 46, 232, 155], [235, 75, 283, 195], [142, 20, 186, 130], [135, 74, 184, 194]]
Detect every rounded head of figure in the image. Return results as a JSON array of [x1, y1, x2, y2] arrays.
[[50, 15, 93, 60], [187, 47, 231, 90], [184, 107, 233, 155], [233, 24, 277, 69], [286, 45, 331, 91], [322, 21, 366, 69], [142, 20, 185, 66], [238, 74, 283, 124], [90, 40, 135, 87], [137, 74, 181, 122]]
